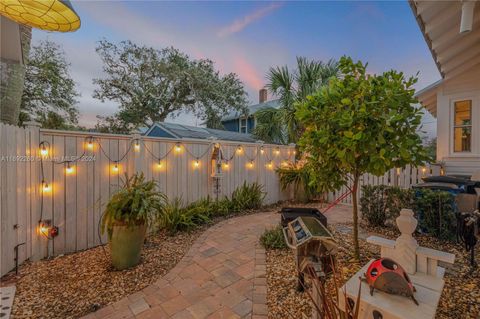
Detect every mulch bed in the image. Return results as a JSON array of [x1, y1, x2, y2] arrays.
[[7, 230, 200, 319], [266, 223, 480, 319]]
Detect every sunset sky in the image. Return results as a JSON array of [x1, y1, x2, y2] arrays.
[[32, 1, 439, 136]]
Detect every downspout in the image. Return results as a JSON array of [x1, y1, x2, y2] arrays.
[[460, 1, 477, 33]]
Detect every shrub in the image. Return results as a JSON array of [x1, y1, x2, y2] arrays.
[[158, 198, 200, 234], [360, 185, 389, 227], [277, 164, 317, 202], [360, 185, 414, 227], [260, 226, 287, 250], [158, 182, 266, 234], [414, 189, 456, 241], [360, 185, 457, 241], [229, 182, 266, 212]]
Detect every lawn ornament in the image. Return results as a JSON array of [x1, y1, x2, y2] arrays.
[[364, 258, 418, 305]]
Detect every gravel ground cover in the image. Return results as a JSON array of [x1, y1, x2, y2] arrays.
[[8, 230, 200, 319], [266, 223, 480, 319]]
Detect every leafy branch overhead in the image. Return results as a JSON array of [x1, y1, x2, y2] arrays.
[[21, 40, 80, 128], [93, 40, 248, 133]]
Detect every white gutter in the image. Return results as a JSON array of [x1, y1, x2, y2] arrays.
[[460, 1, 477, 33]]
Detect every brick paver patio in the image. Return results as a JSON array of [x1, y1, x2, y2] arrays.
[[83, 206, 351, 319]]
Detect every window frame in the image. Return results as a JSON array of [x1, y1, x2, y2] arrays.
[[451, 98, 473, 154], [239, 117, 247, 133]]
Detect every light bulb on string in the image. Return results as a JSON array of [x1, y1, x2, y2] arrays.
[[134, 140, 140, 151], [236, 146, 243, 154], [157, 160, 163, 169], [194, 159, 200, 168], [40, 143, 48, 157], [223, 161, 229, 169], [112, 162, 119, 173], [248, 160, 254, 168], [86, 137, 94, 150], [65, 162, 74, 174], [260, 146, 264, 154], [42, 180, 51, 193], [175, 143, 182, 152], [267, 161, 273, 169], [275, 147, 280, 155]]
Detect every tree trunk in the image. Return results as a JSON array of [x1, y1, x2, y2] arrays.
[[352, 174, 360, 260]]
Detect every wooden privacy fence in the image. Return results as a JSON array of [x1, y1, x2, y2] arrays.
[[0, 122, 295, 277], [328, 164, 441, 205]]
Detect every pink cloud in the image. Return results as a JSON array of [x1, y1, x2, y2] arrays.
[[217, 3, 283, 38], [233, 54, 263, 90]]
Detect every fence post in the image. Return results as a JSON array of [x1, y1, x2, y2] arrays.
[[24, 121, 44, 261]]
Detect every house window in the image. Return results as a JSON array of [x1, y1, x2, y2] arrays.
[[453, 100, 472, 152], [240, 118, 247, 133]]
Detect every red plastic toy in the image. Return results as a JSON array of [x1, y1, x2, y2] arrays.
[[364, 258, 418, 305]]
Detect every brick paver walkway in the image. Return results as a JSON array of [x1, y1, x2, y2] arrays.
[[83, 205, 352, 319], [83, 211, 278, 319]]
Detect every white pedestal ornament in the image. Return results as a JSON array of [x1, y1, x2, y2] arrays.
[[338, 209, 455, 319]]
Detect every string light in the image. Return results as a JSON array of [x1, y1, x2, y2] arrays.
[[65, 162, 74, 175], [134, 140, 140, 151], [275, 147, 280, 155], [248, 160, 254, 168], [194, 159, 200, 168], [267, 161, 273, 169], [39, 222, 49, 236], [260, 146, 264, 154], [422, 167, 427, 175], [40, 143, 48, 156], [42, 180, 51, 193], [157, 160, 163, 169], [112, 162, 119, 173], [237, 146, 243, 154], [175, 143, 182, 152], [86, 137, 94, 150], [223, 161, 229, 169]]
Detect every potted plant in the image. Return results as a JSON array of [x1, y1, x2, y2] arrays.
[[101, 172, 166, 270]]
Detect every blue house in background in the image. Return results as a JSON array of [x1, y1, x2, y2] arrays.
[[221, 89, 281, 134]]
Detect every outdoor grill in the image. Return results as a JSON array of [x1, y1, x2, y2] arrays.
[[282, 215, 337, 291]]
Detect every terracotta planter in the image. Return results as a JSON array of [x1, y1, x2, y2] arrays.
[[108, 221, 146, 270]]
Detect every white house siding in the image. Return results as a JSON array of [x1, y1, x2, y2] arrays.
[[435, 64, 480, 176]]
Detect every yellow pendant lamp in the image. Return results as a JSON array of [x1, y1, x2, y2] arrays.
[[0, 0, 80, 32]]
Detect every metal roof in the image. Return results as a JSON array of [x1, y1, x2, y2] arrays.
[[144, 122, 260, 143], [222, 99, 281, 121]]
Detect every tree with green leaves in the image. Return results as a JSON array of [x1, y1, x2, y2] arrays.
[[93, 40, 247, 133], [253, 57, 339, 144], [296, 57, 431, 259], [20, 40, 80, 128]]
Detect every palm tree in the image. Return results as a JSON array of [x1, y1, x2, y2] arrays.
[[253, 57, 339, 144]]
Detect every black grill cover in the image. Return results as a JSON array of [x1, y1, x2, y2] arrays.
[[280, 207, 327, 228]]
